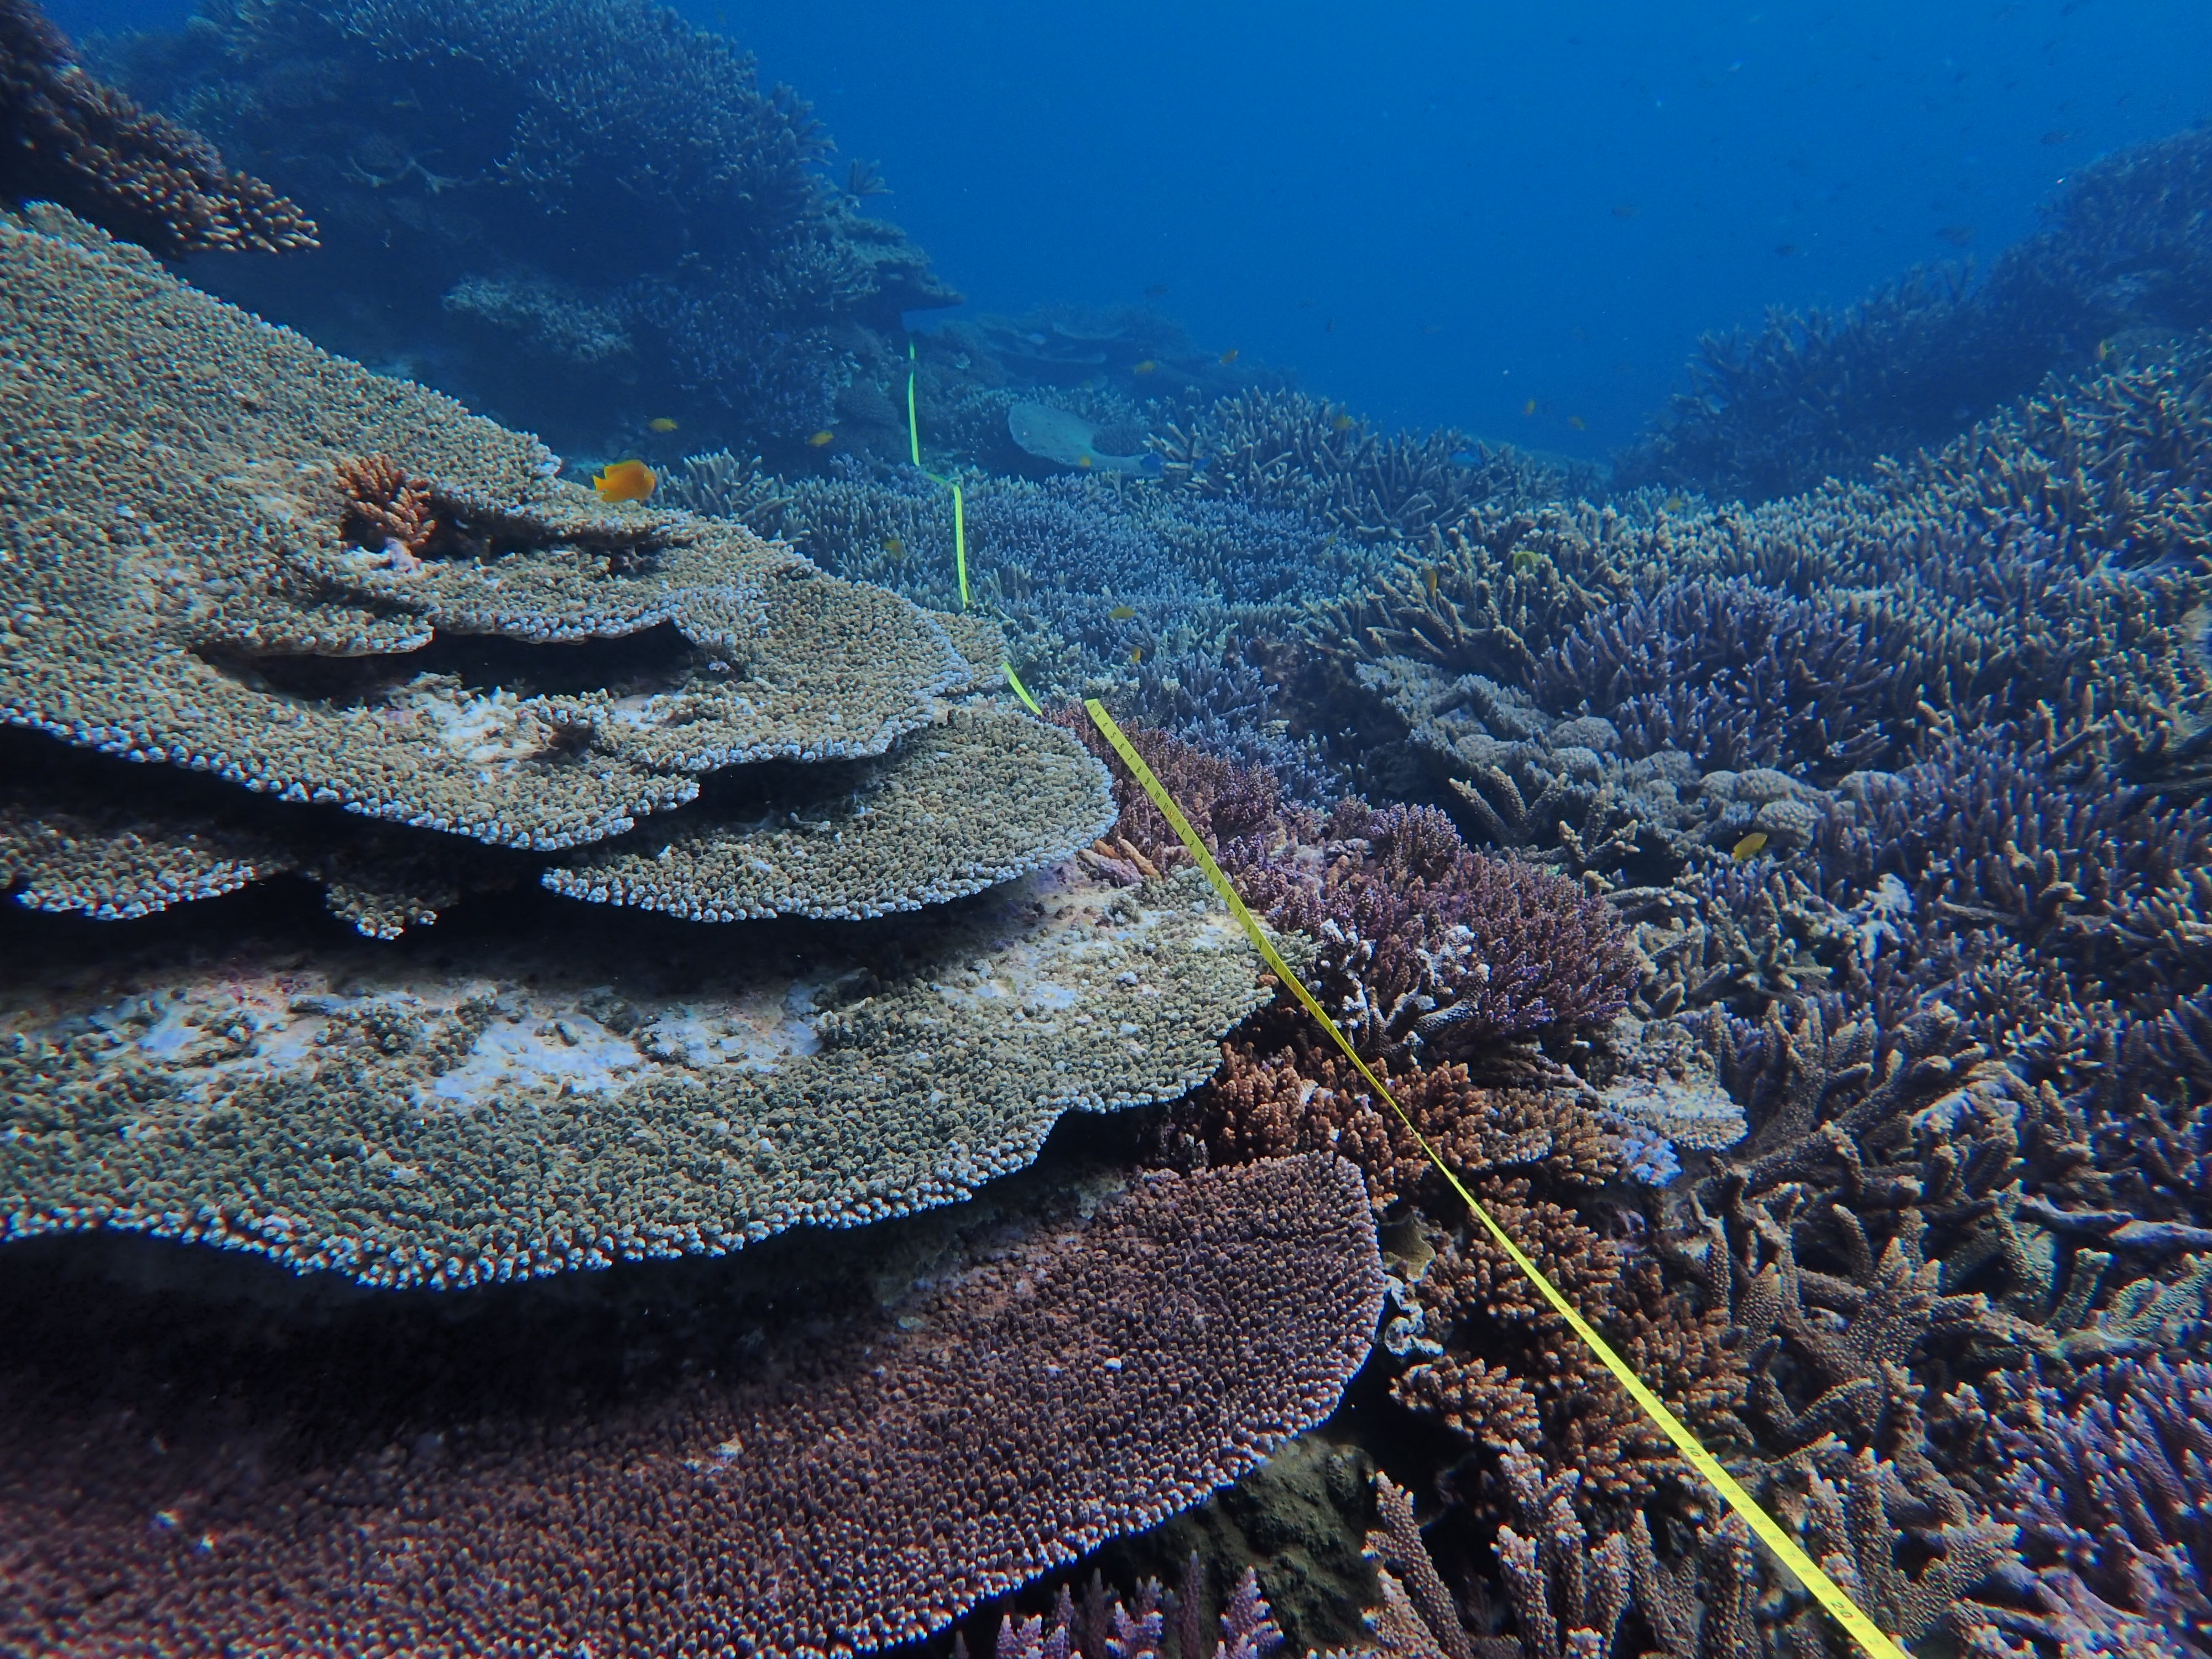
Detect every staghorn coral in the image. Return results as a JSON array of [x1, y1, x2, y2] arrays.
[[1226, 801, 1633, 1063], [1393, 1192, 1747, 1505], [1307, 503, 1658, 690], [1158, 389, 1587, 546], [992, 1559, 1289, 1659], [1489, 1446, 1632, 1659], [1533, 578, 1898, 776], [0, 0, 314, 255], [1170, 1039, 1614, 1213], [0, 1154, 1384, 1659], [1056, 709, 1301, 875], [1979, 1357, 2212, 1657], [335, 451, 438, 564]]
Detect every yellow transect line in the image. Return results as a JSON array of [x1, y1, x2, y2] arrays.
[[1081, 698, 1914, 1659], [1001, 664, 1046, 717], [906, 340, 970, 608]]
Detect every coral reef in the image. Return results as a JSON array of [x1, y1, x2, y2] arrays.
[[0, 0, 314, 255], [1619, 126, 2212, 499], [1157, 390, 1590, 546], [0, 1153, 1384, 1658], [1979, 1357, 2212, 1656], [98, 0, 952, 456], [0, 209, 1281, 1290], [1225, 802, 1633, 1062]]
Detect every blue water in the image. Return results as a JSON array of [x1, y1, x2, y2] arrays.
[[45, 0, 2212, 453]]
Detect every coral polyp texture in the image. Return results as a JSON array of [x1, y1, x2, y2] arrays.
[[0, 0, 315, 255], [0, 1154, 1386, 1659], [0, 858, 1269, 1288], [0, 212, 970, 854]]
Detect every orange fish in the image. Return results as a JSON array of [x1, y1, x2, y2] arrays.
[[1218, 347, 1239, 365], [592, 458, 656, 503], [807, 429, 836, 447], [1133, 359, 1158, 375], [1522, 398, 1538, 416]]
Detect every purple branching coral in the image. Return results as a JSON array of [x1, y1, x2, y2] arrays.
[[1983, 1358, 2212, 1658], [988, 1561, 1284, 1659], [1227, 801, 1634, 1062], [1534, 577, 1898, 775]]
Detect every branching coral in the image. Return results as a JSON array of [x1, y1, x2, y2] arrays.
[[1979, 1357, 2212, 1658], [0, 0, 315, 254], [1157, 389, 1587, 546], [1535, 578, 1899, 775], [335, 451, 439, 564], [1226, 802, 1633, 1062], [1171, 1040, 1614, 1212], [1618, 126, 2212, 500]]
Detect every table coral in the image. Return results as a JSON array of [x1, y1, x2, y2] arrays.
[[0, 858, 1270, 1288], [0, 1154, 1384, 1658]]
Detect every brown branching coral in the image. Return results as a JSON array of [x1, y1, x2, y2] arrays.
[[0, 0, 315, 254], [1171, 1040, 1611, 1211], [1395, 1179, 1746, 1504], [335, 451, 439, 566]]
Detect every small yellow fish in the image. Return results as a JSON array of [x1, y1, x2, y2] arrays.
[[1077, 455, 1093, 468], [648, 416, 679, 433], [1512, 548, 1541, 573], [1522, 398, 1538, 416], [1109, 604, 1136, 620], [1423, 566, 1439, 602], [1133, 359, 1158, 375], [1218, 347, 1239, 365], [2096, 338, 2113, 361], [1567, 414, 1588, 431], [1732, 831, 1769, 861], [1332, 413, 1355, 431], [591, 458, 657, 503], [807, 429, 836, 447], [1663, 494, 1686, 512], [881, 536, 905, 557], [1130, 645, 1144, 664]]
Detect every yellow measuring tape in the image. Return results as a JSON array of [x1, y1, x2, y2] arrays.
[[906, 340, 970, 609], [1081, 700, 1912, 1659], [1003, 663, 1046, 717]]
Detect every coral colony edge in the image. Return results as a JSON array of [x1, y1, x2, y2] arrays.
[[6, 0, 2212, 1655]]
